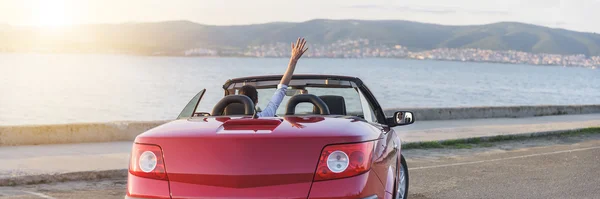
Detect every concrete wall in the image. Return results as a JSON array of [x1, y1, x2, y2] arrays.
[[384, 104, 600, 121], [2, 105, 600, 146], [0, 121, 167, 146]]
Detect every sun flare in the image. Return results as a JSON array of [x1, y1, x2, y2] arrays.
[[33, 0, 70, 27]]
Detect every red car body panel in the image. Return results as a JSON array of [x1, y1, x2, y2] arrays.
[[308, 171, 385, 199], [127, 75, 408, 199], [169, 181, 312, 199], [371, 128, 402, 195], [133, 117, 391, 198], [127, 174, 171, 199]]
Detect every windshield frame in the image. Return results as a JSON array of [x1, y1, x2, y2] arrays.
[[221, 75, 388, 125]]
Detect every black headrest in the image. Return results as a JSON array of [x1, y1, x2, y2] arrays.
[[313, 95, 346, 115], [224, 103, 247, 115], [285, 94, 330, 115], [212, 95, 255, 116]]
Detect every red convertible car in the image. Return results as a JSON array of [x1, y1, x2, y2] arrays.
[[126, 75, 415, 199]]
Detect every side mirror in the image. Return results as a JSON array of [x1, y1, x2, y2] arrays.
[[391, 111, 415, 126]]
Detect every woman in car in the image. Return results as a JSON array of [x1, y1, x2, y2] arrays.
[[239, 37, 308, 117]]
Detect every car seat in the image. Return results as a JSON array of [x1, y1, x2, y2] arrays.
[[312, 95, 346, 115]]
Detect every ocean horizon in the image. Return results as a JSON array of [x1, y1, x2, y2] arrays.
[[1, 53, 599, 125]]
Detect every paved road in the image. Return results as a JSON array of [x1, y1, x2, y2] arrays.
[[0, 179, 125, 199], [407, 139, 600, 199], [1, 138, 599, 199]]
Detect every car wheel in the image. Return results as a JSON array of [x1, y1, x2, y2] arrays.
[[395, 155, 409, 199]]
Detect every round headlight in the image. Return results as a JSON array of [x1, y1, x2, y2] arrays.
[[327, 150, 349, 173], [139, 151, 157, 173]]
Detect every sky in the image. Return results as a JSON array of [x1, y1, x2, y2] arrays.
[[0, 0, 599, 33]]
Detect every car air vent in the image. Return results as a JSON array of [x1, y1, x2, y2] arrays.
[[221, 118, 282, 131]]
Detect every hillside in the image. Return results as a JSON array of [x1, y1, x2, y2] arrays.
[[1, 19, 600, 56]]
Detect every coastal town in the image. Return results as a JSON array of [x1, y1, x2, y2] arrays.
[[184, 38, 600, 69]]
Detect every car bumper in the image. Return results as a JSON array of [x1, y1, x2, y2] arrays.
[[126, 171, 385, 199], [361, 195, 378, 199], [124, 196, 152, 199], [125, 195, 378, 199], [124, 195, 378, 199]]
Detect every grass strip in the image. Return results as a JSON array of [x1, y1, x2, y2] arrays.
[[402, 127, 600, 150]]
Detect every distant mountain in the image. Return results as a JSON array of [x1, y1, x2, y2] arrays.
[[2, 19, 600, 56]]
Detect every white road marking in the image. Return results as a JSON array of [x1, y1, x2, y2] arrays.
[[20, 191, 56, 199], [409, 146, 600, 170]]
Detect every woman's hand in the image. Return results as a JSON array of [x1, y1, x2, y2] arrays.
[[280, 37, 307, 86], [290, 37, 308, 62]]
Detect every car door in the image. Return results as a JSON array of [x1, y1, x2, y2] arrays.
[[176, 89, 206, 119], [357, 87, 399, 194]]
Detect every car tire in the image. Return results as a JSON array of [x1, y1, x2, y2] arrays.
[[394, 154, 409, 199]]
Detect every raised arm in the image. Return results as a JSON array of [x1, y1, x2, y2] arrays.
[[256, 38, 308, 117], [280, 38, 308, 86]]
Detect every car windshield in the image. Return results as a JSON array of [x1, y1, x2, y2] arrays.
[[224, 78, 378, 121], [255, 87, 363, 116]]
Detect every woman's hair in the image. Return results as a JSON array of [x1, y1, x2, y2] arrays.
[[239, 85, 258, 104]]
